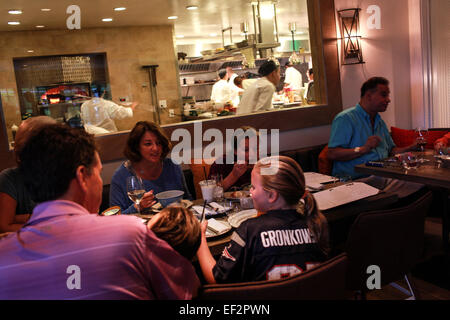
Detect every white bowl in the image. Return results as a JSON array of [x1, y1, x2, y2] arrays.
[[155, 190, 184, 207]]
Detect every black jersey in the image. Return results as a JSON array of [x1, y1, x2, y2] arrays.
[[213, 209, 327, 283]]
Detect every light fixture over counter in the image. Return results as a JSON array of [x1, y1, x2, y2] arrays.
[[337, 8, 364, 65]]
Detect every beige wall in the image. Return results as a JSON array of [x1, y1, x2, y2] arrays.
[[335, 0, 414, 130], [0, 25, 182, 143]]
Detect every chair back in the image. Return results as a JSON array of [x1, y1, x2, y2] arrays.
[[345, 191, 432, 290], [197, 253, 348, 300], [189, 159, 213, 200], [318, 145, 333, 175]]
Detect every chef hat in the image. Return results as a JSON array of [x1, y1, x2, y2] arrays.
[[258, 60, 278, 77]]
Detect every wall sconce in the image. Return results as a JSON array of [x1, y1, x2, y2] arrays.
[[338, 8, 364, 65]]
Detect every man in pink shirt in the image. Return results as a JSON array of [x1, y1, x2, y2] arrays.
[[0, 124, 200, 300]]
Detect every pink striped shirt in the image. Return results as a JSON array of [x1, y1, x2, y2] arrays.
[[0, 200, 200, 300]]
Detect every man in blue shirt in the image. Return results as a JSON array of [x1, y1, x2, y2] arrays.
[[327, 77, 423, 198], [328, 77, 416, 179]]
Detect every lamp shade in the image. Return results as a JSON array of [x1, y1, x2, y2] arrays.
[[338, 8, 364, 65]]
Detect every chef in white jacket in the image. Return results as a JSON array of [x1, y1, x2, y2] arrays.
[[237, 60, 281, 115], [284, 62, 303, 92], [210, 69, 232, 104], [81, 95, 137, 135]]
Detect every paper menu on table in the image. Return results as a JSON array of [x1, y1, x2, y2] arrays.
[[304, 172, 335, 190], [313, 182, 380, 211]]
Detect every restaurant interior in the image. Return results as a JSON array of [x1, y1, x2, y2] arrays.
[[0, 0, 449, 301]]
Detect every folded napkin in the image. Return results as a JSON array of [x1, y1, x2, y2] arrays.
[[207, 218, 229, 234]]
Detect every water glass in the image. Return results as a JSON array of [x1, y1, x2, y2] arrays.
[[199, 180, 216, 203], [211, 174, 224, 201], [401, 154, 419, 170]]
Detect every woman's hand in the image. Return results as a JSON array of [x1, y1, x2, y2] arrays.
[[137, 190, 157, 211], [231, 163, 248, 179]]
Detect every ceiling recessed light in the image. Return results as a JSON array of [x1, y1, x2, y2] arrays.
[[41, 8, 51, 12], [8, 21, 20, 25], [168, 16, 178, 20], [27, 50, 34, 53], [102, 18, 113, 22], [209, 33, 217, 37], [176, 35, 185, 38], [8, 10, 23, 15], [36, 25, 45, 28], [114, 7, 126, 11], [186, 5, 198, 10]]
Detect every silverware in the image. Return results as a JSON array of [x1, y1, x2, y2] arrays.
[[200, 200, 207, 223]]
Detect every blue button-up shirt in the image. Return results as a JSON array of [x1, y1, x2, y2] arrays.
[[329, 104, 396, 178]]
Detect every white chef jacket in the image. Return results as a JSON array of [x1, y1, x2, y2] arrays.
[[237, 77, 275, 115], [81, 98, 133, 134], [284, 67, 303, 91], [210, 79, 232, 104]]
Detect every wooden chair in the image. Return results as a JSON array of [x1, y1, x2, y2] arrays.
[[345, 191, 433, 300], [197, 253, 348, 300], [189, 159, 213, 200], [318, 145, 333, 175]]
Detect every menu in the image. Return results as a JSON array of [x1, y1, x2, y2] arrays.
[[304, 172, 335, 191], [313, 182, 380, 211]]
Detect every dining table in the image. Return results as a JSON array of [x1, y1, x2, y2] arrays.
[[355, 151, 450, 250], [191, 189, 399, 257]]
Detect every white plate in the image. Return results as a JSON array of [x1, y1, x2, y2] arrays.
[[228, 209, 258, 228], [205, 220, 232, 238]]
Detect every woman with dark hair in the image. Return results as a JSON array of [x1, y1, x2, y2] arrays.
[[0, 116, 56, 233], [110, 121, 191, 214], [197, 155, 328, 284]]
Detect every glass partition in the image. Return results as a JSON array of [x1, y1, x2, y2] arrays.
[[0, 0, 324, 149]]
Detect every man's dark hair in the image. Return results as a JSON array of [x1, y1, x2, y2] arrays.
[[124, 121, 172, 162], [233, 76, 243, 87], [361, 77, 389, 98], [218, 69, 227, 79], [258, 60, 278, 77], [18, 124, 97, 203], [308, 68, 313, 75]]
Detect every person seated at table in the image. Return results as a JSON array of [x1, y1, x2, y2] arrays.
[[0, 124, 199, 299], [197, 156, 329, 284], [147, 206, 201, 261], [208, 126, 259, 191], [0, 116, 56, 233], [434, 132, 450, 152], [110, 121, 192, 214], [327, 77, 422, 198]]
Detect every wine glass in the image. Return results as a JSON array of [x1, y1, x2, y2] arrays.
[[127, 176, 145, 213], [415, 128, 428, 152]]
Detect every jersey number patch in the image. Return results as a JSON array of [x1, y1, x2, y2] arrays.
[[266, 264, 302, 280]]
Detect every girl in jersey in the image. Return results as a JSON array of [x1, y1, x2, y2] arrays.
[[197, 155, 329, 283]]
